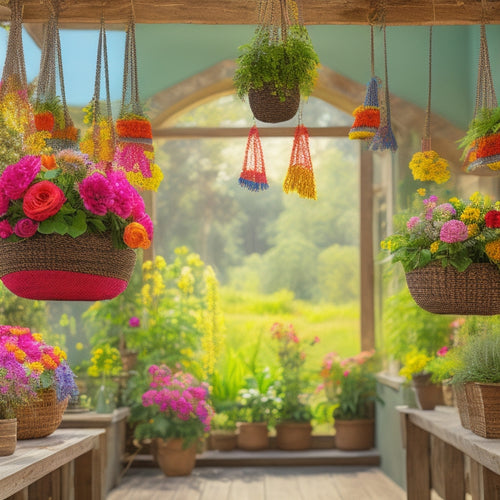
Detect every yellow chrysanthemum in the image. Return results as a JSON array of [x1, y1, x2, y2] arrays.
[[469, 191, 482, 204], [449, 197, 460, 205], [126, 163, 163, 192], [460, 207, 481, 224], [10, 327, 30, 336], [14, 349, 26, 362], [28, 362, 44, 374], [417, 188, 426, 196], [53, 346, 67, 360], [41, 353, 57, 370], [485, 240, 500, 262], [430, 241, 440, 253], [4, 342, 16, 352], [31, 333, 43, 342], [154, 256, 166, 270], [408, 150, 450, 184], [467, 223, 480, 237]]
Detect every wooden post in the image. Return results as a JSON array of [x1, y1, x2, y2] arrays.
[[442, 442, 465, 499], [406, 418, 431, 500]]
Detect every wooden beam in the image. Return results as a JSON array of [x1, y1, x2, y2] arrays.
[[1, 0, 500, 26]]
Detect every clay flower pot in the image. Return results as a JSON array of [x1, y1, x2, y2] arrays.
[[275, 422, 312, 451], [236, 422, 269, 450], [334, 418, 375, 451], [412, 373, 443, 410], [155, 438, 197, 476]]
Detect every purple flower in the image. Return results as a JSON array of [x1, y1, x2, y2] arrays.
[[107, 171, 135, 219], [54, 362, 78, 402], [434, 203, 456, 220], [129, 316, 140, 328], [406, 216, 420, 230], [440, 220, 468, 243], [0, 220, 13, 238], [79, 172, 113, 216], [0, 155, 41, 200], [14, 218, 39, 238]]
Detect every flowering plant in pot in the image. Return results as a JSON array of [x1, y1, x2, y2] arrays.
[[131, 364, 213, 476], [380, 191, 500, 315], [271, 322, 318, 450], [210, 411, 238, 451], [320, 350, 379, 450], [0, 151, 154, 300], [0, 325, 78, 440]]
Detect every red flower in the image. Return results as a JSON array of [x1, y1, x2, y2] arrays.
[[485, 210, 500, 228], [23, 181, 66, 221]]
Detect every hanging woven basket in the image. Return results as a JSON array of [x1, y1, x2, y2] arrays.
[[405, 262, 500, 315], [0, 233, 136, 301], [249, 83, 300, 123]]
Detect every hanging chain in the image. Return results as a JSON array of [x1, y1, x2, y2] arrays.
[[370, 25, 375, 78], [474, 24, 497, 116], [121, 13, 142, 116], [423, 26, 432, 141]]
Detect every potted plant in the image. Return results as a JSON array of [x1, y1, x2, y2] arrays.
[[0, 151, 154, 300], [236, 383, 278, 451], [320, 350, 379, 450], [131, 364, 213, 476], [209, 411, 237, 451], [0, 324, 78, 440], [451, 329, 500, 438], [381, 191, 500, 315], [234, 24, 319, 123], [271, 322, 318, 450]]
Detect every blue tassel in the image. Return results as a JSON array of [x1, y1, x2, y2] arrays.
[[369, 124, 398, 152], [238, 177, 269, 191], [364, 77, 379, 107]]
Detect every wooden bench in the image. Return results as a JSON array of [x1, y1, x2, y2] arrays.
[[0, 428, 105, 500], [398, 406, 500, 500]]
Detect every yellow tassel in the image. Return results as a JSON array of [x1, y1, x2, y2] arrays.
[[348, 130, 375, 140], [283, 164, 317, 200]]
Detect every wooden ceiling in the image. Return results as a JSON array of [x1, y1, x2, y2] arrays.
[[0, 0, 499, 26]]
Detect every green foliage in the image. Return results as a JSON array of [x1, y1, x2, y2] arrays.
[[426, 348, 461, 383], [211, 412, 237, 431], [234, 25, 319, 101], [453, 329, 500, 385], [34, 95, 65, 129], [459, 106, 500, 157], [237, 383, 279, 424], [383, 287, 453, 362]]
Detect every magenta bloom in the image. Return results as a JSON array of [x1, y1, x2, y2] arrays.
[[0, 220, 13, 238], [136, 213, 153, 240], [129, 316, 140, 328], [0, 189, 9, 216], [14, 218, 39, 238], [406, 216, 420, 230], [79, 172, 113, 216], [343, 370, 350, 377], [0, 155, 41, 199], [107, 171, 135, 219], [130, 190, 146, 220], [440, 220, 468, 243], [437, 346, 449, 357]]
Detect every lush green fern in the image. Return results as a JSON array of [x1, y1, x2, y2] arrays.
[[458, 106, 500, 156]]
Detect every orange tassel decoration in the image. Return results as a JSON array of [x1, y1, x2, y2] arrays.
[[239, 125, 268, 191], [283, 124, 317, 200]]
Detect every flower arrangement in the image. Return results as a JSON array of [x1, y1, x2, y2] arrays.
[[0, 324, 78, 418], [320, 350, 378, 420], [131, 364, 213, 446], [0, 151, 153, 250], [408, 150, 450, 184], [271, 322, 318, 422], [380, 190, 500, 273]]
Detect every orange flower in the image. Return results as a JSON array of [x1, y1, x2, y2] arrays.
[[41, 154, 57, 171], [116, 118, 153, 139], [10, 327, 30, 336], [52, 125, 79, 141], [34, 111, 55, 132], [14, 349, 26, 362], [123, 222, 151, 249], [4, 341, 16, 352], [41, 353, 58, 370]]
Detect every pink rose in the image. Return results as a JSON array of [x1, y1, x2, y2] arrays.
[[0, 155, 41, 200], [23, 181, 66, 221], [79, 172, 113, 216], [14, 218, 39, 238], [0, 220, 13, 238]]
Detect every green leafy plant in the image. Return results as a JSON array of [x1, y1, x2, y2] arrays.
[[234, 25, 319, 101], [459, 106, 500, 157], [237, 381, 279, 424], [211, 411, 237, 432]]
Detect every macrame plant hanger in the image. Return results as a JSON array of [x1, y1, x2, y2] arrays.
[[369, 25, 398, 152], [80, 16, 115, 169], [114, 8, 161, 191], [238, 123, 269, 191], [34, 0, 79, 151], [461, 24, 500, 175], [283, 109, 316, 200], [408, 27, 450, 184], [0, 0, 34, 141], [349, 25, 380, 141]]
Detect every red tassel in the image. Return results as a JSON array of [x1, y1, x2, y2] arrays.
[[239, 125, 268, 191]]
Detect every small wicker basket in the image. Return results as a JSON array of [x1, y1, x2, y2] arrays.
[[0, 233, 136, 301], [466, 382, 500, 439], [15, 389, 68, 440], [249, 83, 300, 123], [405, 262, 500, 315], [453, 384, 471, 430]]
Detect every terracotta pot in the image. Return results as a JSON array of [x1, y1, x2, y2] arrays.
[[412, 373, 442, 410], [334, 419, 374, 451], [0, 418, 17, 456], [210, 430, 237, 451], [275, 422, 312, 451], [236, 422, 269, 450], [155, 438, 197, 476]]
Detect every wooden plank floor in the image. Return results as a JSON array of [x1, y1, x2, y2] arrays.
[[107, 466, 406, 500]]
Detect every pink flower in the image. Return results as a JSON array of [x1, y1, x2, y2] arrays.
[[406, 216, 420, 230], [313, 336, 320, 344], [437, 346, 449, 357], [107, 171, 135, 219], [0, 189, 10, 216], [14, 218, 39, 238], [0, 155, 41, 200], [343, 370, 350, 377], [440, 220, 468, 243], [0, 220, 13, 238], [79, 172, 113, 216], [129, 316, 140, 328], [136, 213, 153, 240], [130, 189, 146, 220], [434, 203, 456, 218]]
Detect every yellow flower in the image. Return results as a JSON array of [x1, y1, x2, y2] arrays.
[[154, 255, 166, 270], [28, 362, 44, 374], [469, 191, 482, 205], [408, 151, 450, 184], [430, 241, 440, 253], [417, 188, 426, 196], [142, 260, 153, 271], [460, 207, 480, 224], [449, 197, 460, 205], [467, 223, 479, 237], [14, 349, 26, 362], [175, 246, 189, 256], [75, 342, 84, 351], [31, 333, 43, 342], [485, 240, 500, 262]]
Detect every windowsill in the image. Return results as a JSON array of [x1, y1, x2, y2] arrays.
[[376, 371, 406, 391]]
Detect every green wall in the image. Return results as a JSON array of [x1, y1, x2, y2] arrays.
[[136, 23, 500, 130]]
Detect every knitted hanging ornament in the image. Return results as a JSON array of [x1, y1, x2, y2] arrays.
[[239, 125, 269, 191], [34, 1, 79, 151], [459, 25, 500, 175], [349, 26, 380, 141], [80, 17, 115, 168], [408, 27, 450, 185], [114, 15, 162, 192], [369, 26, 397, 152], [283, 123, 316, 200]]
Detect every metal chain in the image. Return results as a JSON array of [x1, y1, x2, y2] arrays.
[[423, 26, 432, 140], [121, 13, 142, 115], [474, 24, 497, 117], [370, 25, 375, 78]]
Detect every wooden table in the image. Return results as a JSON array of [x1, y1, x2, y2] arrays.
[[398, 406, 500, 500], [0, 428, 105, 500]]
